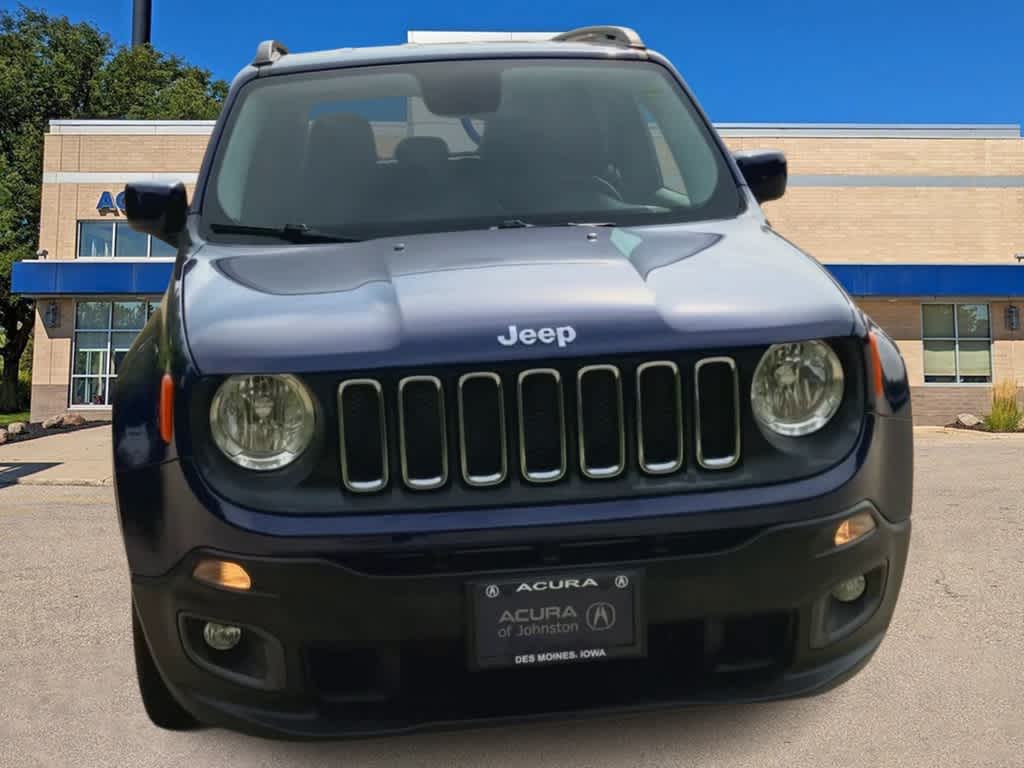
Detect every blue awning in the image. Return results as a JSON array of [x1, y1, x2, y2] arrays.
[[12, 259, 1024, 299], [826, 264, 1024, 297], [12, 260, 174, 296]]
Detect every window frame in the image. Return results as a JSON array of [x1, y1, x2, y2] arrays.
[[921, 301, 993, 386], [198, 58, 745, 241], [69, 298, 162, 409], [75, 219, 177, 260]]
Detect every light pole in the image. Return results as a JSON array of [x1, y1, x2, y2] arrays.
[[132, 0, 151, 46]]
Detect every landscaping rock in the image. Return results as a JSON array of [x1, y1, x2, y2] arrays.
[[61, 413, 87, 427], [42, 415, 64, 429], [6, 421, 29, 436], [956, 413, 982, 428], [0, 428, 7, 445]]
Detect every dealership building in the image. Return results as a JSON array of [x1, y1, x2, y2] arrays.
[[12, 85, 1024, 425]]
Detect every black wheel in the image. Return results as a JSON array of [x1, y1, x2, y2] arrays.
[[132, 604, 200, 731]]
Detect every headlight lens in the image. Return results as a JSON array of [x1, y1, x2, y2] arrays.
[[209, 374, 315, 470], [751, 341, 844, 436]]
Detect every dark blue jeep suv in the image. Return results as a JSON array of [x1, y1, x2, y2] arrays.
[[113, 26, 913, 738]]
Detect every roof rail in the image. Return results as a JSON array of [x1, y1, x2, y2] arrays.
[[552, 25, 645, 49], [252, 39, 289, 67]]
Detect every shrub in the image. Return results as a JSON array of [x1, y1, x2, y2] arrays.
[[984, 379, 1022, 432], [17, 370, 31, 411]]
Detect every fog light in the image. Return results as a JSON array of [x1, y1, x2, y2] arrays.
[[831, 574, 867, 603], [203, 622, 242, 651], [834, 512, 876, 547], [193, 559, 252, 591]]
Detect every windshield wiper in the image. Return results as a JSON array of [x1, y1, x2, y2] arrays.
[[566, 221, 617, 227], [491, 218, 536, 229], [209, 223, 362, 243]]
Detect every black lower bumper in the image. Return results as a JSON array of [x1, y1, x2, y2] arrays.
[[132, 501, 910, 739]]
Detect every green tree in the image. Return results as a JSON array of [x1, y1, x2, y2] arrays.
[[0, 6, 227, 412]]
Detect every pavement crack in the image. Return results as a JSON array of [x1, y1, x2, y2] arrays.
[[934, 569, 965, 599]]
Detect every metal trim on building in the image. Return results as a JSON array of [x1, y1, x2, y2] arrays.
[[42, 171, 199, 184], [789, 174, 1024, 188], [716, 123, 1022, 139], [48, 119, 1021, 140]]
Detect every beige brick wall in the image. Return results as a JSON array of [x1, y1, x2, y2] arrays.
[[722, 135, 1024, 266], [30, 132, 206, 421], [857, 298, 1024, 424], [723, 136, 1024, 175], [44, 134, 209, 174], [759, 188, 1024, 264]]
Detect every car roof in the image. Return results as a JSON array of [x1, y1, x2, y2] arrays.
[[251, 40, 652, 78]]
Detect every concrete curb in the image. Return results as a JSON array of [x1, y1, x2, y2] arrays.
[[0, 478, 113, 487]]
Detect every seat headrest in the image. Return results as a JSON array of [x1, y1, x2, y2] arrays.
[[306, 112, 378, 173], [394, 136, 449, 171]]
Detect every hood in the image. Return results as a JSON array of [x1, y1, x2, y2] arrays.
[[182, 215, 856, 374]]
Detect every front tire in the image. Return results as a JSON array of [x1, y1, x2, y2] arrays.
[[132, 604, 200, 731]]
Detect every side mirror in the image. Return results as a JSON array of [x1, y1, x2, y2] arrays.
[[733, 150, 787, 203], [124, 181, 188, 245]]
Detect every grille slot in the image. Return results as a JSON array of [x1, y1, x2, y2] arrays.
[[398, 376, 448, 490], [694, 357, 741, 469], [457, 372, 507, 486], [636, 361, 683, 474], [337, 379, 388, 493], [517, 369, 566, 483], [577, 365, 625, 479]]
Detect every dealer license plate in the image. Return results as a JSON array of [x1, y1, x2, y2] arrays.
[[470, 570, 644, 669]]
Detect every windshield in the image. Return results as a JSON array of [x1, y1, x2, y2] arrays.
[[202, 58, 743, 241]]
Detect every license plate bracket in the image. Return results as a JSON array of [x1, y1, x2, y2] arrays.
[[469, 570, 645, 670]]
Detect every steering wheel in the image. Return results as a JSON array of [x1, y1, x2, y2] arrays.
[[557, 175, 624, 201]]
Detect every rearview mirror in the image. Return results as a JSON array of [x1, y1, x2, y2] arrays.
[[124, 181, 188, 245], [733, 150, 787, 203]]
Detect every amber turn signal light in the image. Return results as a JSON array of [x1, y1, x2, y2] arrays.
[[159, 373, 174, 444], [193, 559, 252, 591], [867, 331, 884, 398], [834, 512, 877, 548]]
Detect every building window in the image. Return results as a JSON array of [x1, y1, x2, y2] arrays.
[[76, 220, 176, 258], [922, 303, 992, 384], [71, 300, 160, 406]]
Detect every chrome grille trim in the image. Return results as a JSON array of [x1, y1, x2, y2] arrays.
[[398, 375, 448, 490], [635, 360, 684, 475], [517, 368, 566, 483], [577, 364, 625, 479], [457, 371, 507, 487], [337, 379, 388, 493], [694, 356, 741, 470]]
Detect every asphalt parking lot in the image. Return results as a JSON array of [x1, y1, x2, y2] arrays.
[[1, 429, 1022, 767]]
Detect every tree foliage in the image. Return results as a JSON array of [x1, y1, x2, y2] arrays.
[[0, 5, 227, 411]]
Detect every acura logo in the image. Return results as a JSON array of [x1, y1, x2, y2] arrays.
[[585, 602, 616, 631]]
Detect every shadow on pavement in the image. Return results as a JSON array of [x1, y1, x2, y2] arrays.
[[191, 700, 794, 765], [0, 462, 60, 484]]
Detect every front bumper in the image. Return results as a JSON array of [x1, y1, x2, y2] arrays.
[[132, 501, 910, 739], [121, 413, 912, 738]]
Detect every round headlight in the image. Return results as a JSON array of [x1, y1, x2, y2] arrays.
[[751, 341, 844, 437], [209, 374, 315, 470]]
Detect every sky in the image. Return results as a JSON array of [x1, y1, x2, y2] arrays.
[[11, 0, 1024, 126]]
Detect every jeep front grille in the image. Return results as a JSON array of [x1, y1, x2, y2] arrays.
[[636, 361, 684, 474], [337, 379, 388, 493], [398, 376, 448, 490], [335, 355, 741, 493], [517, 369, 567, 483], [694, 357, 741, 469], [457, 372, 507, 486], [577, 365, 625, 479]]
